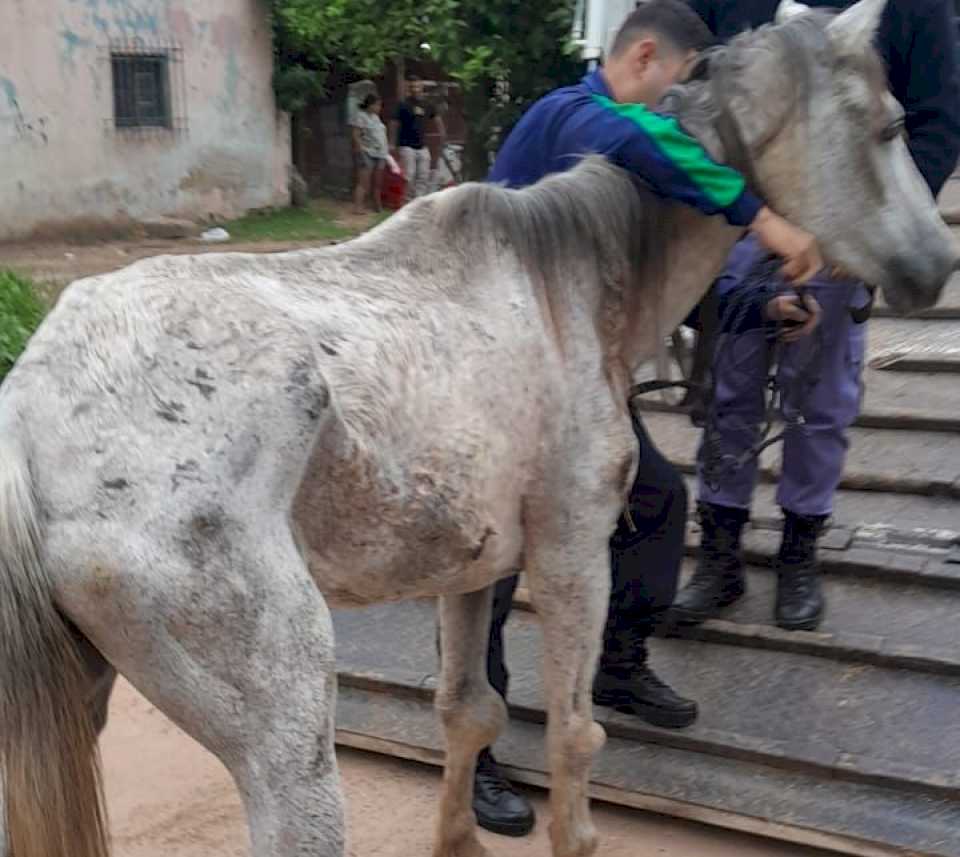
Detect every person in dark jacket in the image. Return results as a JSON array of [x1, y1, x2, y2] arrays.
[[389, 74, 446, 201], [672, 0, 960, 632], [472, 0, 826, 839]]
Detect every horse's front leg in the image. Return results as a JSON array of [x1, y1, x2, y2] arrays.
[[527, 521, 613, 857], [433, 586, 507, 857]]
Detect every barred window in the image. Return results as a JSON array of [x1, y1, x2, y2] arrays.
[[111, 53, 171, 128]]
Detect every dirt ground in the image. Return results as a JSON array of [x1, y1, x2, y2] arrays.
[[0, 199, 377, 294], [105, 680, 830, 857], [0, 236, 332, 294]]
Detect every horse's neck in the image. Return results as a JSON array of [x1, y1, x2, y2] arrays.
[[622, 207, 744, 372]]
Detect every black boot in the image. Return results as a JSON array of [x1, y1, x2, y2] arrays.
[[593, 661, 699, 729], [669, 502, 749, 626], [776, 510, 827, 631], [473, 749, 535, 837]]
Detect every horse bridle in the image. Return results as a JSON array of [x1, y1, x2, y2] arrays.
[[702, 47, 770, 192]]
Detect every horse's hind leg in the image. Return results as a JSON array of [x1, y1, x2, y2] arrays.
[[60, 519, 344, 857], [433, 587, 507, 857]]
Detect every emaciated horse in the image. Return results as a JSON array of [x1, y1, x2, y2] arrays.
[[0, 1, 954, 856]]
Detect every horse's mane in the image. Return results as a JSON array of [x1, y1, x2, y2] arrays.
[[431, 156, 668, 308]]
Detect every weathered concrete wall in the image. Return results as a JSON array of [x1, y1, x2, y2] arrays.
[[0, 0, 290, 240]]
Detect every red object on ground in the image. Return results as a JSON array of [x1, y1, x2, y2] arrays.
[[381, 170, 407, 210]]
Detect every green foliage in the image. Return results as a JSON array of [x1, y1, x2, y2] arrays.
[[431, 0, 583, 177], [270, 0, 585, 177], [0, 270, 46, 383], [273, 62, 326, 114], [274, 0, 460, 76]]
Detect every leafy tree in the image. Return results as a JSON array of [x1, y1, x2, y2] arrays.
[[431, 0, 583, 178], [273, 0, 459, 79], [270, 0, 584, 178]]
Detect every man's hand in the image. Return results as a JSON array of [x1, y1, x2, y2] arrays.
[[766, 292, 822, 342], [750, 206, 824, 284]]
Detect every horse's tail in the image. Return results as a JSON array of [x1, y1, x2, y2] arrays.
[[0, 435, 109, 857]]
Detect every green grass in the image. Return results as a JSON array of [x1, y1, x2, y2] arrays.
[[369, 210, 394, 229], [0, 269, 46, 382], [224, 203, 358, 243]]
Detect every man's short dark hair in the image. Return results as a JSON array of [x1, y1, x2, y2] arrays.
[[609, 0, 716, 57], [405, 73, 421, 82]]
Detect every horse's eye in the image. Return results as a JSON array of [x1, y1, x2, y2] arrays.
[[880, 118, 906, 143]]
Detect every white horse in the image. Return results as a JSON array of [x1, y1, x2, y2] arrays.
[[0, 2, 954, 857]]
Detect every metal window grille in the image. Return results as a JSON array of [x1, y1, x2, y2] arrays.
[[104, 38, 187, 138], [112, 54, 170, 128]]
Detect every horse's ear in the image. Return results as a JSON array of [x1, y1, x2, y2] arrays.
[[827, 0, 887, 55], [775, 0, 810, 24]]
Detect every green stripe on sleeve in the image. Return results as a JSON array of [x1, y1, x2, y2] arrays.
[[592, 94, 746, 208]]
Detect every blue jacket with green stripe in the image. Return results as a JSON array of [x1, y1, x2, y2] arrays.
[[488, 69, 762, 226]]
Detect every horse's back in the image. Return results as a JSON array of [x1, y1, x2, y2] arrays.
[[6, 243, 553, 603], [5, 253, 335, 532]]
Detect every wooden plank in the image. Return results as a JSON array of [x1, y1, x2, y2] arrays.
[[335, 683, 959, 857], [334, 730, 904, 857]]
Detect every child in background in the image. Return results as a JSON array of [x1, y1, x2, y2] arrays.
[[350, 94, 389, 214]]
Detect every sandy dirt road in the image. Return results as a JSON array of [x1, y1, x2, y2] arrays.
[[104, 679, 830, 857]]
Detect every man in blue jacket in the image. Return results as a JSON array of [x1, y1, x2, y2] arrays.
[[472, 0, 825, 838], [672, 0, 960, 631]]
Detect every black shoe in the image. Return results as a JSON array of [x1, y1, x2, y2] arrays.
[[776, 510, 827, 632], [670, 502, 749, 626], [473, 751, 535, 837], [593, 665, 699, 729]]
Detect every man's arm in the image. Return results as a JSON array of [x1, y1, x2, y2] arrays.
[[902, 0, 960, 196], [566, 95, 822, 280], [684, 236, 821, 338], [580, 94, 762, 225]]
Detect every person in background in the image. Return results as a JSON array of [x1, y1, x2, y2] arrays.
[[390, 74, 446, 201], [471, 0, 825, 839], [350, 93, 389, 214], [671, 0, 960, 632]]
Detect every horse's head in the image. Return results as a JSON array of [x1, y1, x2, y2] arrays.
[[670, 0, 959, 313]]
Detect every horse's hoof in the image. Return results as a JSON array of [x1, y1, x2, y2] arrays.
[[550, 821, 599, 857], [432, 833, 490, 857]]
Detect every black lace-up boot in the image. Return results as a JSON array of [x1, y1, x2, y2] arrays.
[[776, 510, 828, 631], [593, 657, 698, 729], [473, 749, 535, 837], [669, 502, 749, 625]]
